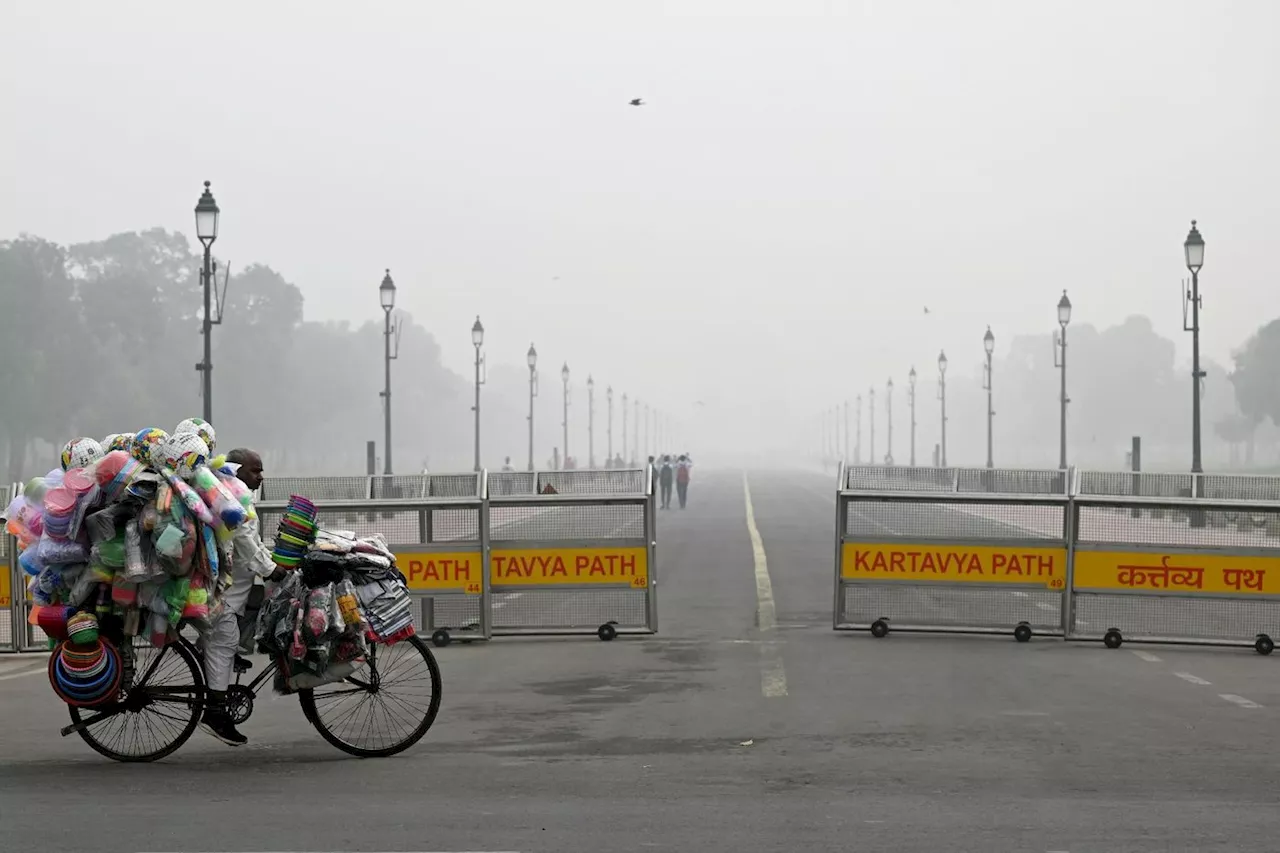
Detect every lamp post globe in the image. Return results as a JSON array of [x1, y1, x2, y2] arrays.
[[472, 316, 484, 347], [984, 326, 995, 355], [527, 343, 537, 369], [194, 181, 219, 247], [1057, 290, 1072, 327], [379, 269, 396, 310], [1184, 220, 1205, 272], [938, 350, 948, 375]]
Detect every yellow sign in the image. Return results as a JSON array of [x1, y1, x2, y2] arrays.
[[0, 561, 9, 609], [1074, 550, 1280, 595], [400, 552, 483, 595], [490, 547, 648, 589], [842, 542, 1067, 589]]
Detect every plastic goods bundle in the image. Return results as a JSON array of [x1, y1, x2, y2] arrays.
[[7, 419, 251, 712], [271, 495, 317, 569], [255, 520, 414, 694]]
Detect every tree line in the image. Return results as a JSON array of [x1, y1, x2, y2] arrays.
[[2, 227, 1277, 479]]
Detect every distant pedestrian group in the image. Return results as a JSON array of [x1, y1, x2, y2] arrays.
[[654, 453, 693, 510]]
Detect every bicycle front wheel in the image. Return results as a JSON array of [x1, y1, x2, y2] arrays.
[[299, 633, 442, 758]]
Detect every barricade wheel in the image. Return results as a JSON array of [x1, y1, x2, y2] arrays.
[[430, 629, 452, 648], [870, 619, 890, 639], [1255, 635, 1274, 656], [1103, 629, 1123, 649], [598, 623, 618, 642], [1014, 623, 1033, 643]]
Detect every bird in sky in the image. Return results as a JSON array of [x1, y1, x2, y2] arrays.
[[629, 98, 644, 106], [923, 306, 930, 314]]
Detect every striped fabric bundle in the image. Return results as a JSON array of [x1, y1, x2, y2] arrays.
[[354, 578, 414, 644]]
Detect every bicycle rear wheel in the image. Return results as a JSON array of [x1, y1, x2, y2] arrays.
[[299, 633, 442, 758], [68, 637, 205, 762]]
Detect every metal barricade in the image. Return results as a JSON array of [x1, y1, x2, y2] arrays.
[[487, 467, 657, 640], [1, 482, 16, 652], [834, 463, 1073, 640], [257, 471, 490, 647], [1068, 492, 1280, 653]]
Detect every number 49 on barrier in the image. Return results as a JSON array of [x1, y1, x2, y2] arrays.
[[1047, 577, 1065, 590]]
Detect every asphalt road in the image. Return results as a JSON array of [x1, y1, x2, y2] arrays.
[[3, 469, 1280, 852]]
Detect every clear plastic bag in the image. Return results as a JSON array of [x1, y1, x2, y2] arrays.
[[37, 532, 89, 566], [303, 584, 334, 646], [122, 519, 150, 582]]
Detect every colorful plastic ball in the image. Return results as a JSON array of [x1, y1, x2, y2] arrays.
[[102, 433, 133, 454], [131, 428, 168, 466], [61, 437, 105, 471], [174, 417, 216, 454], [153, 431, 210, 479]]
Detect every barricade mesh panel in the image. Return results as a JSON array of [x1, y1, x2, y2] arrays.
[[845, 466, 952, 491], [258, 508, 431, 546], [491, 588, 648, 630], [536, 469, 646, 495], [370, 475, 430, 499], [428, 508, 481, 544], [489, 504, 645, 541], [1073, 592, 1280, 644], [844, 500, 1066, 541], [489, 471, 537, 497], [1078, 471, 1193, 497], [0, 608, 12, 646], [261, 476, 369, 501], [956, 468, 1066, 495], [1199, 474, 1280, 502], [1075, 504, 1280, 550], [430, 473, 481, 498], [413, 594, 483, 633], [841, 584, 1064, 632]]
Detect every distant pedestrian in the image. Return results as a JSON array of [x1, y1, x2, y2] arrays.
[[501, 456, 515, 472], [676, 454, 692, 509], [659, 455, 674, 509]]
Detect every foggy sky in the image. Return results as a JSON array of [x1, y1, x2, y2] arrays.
[[3, 0, 1276, 459]]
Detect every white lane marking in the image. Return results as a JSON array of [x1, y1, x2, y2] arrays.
[[1131, 650, 1162, 663], [1011, 591, 1029, 598], [1173, 671, 1212, 686], [491, 589, 527, 607], [743, 472, 787, 699], [1035, 602, 1057, 611], [0, 666, 46, 682], [1000, 710, 1050, 716], [1220, 694, 1262, 709]]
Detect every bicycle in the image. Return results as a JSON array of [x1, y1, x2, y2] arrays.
[[56, 628, 442, 762]]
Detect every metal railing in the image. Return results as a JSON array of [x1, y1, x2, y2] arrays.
[[835, 463, 1280, 653]]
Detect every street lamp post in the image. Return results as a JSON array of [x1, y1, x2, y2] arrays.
[[471, 316, 485, 472], [378, 270, 398, 475], [606, 386, 614, 466], [1054, 291, 1072, 470], [983, 327, 995, 469], [587, 376, 596, 468], [855, 394, 863, 464], [843, 400, 850, 461], [886, 378, 894, 466], [621, 392, 628, 468], [194, 181, 220, 424], [908, 367, 918, 466], [1184, 221, 1206, 474], [869, 388, 876, 465], [633, 398, 640, 464], [526, 344, 538, 471], [644, 403, 651, 459], [561, 363, 571, 469], [937, 351, 949, 467]]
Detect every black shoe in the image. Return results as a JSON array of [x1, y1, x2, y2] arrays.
[[201, 711, 248, 747], [233, 654, 253, 673]]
